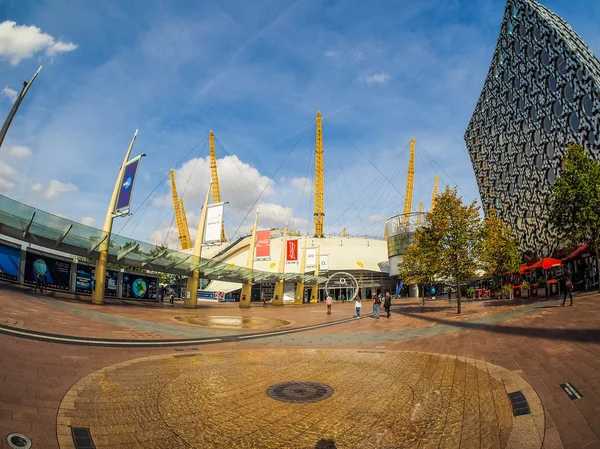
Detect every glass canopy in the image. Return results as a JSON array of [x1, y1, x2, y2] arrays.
[[0, 195, 327, 284]]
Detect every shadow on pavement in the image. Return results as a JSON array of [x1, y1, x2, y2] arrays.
[[395, 307, 600, 342], [314, 439, 337, 448]]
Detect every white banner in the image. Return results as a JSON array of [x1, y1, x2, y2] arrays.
[[306, 247, 317, 268], [319, 254, 329, 271], [204, 203, 224, 243]]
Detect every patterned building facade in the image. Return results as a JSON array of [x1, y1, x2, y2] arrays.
[[465, 0, 600, 258]]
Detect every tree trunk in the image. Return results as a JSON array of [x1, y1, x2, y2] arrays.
[[456, 279, 461, 314], [596, 255, 600, 294]]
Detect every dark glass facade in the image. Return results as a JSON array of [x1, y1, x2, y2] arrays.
[[465, 0, 600, 258]]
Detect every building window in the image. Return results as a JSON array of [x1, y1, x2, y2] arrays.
[[547, 169, 555, 184], [547, 74, 557, 92], [533, 129, 541, 146], [512, 4, 518, 18], [530, 106, 537, 121], [546, 141, 555, 158], [553, 100, 563, 118], [556, 56, 567, 74], [519, 22, 527, 37], [563, 83, 575, 103], [532, 27, 541, 42], [569, 112, 580, 133], [543, 116, 552, 133], [581, 94, 593, 117], [540, 50, 550, 66], [535, 154, 543, 170], [589, 131, 596, 146]]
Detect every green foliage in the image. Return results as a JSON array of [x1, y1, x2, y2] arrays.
[[481, 210, 521, 278], [521, 280, 529, 289], [550, 143, 600, 261], [398, 186, 482, 313]]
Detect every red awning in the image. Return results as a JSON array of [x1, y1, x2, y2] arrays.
[[524, 258, 562, 271], [519, 266, 527, 275], [561, 243, 589, 262]]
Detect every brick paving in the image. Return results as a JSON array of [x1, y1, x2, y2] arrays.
[[0, 285, 598, 448]]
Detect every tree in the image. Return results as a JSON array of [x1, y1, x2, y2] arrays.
[[549, 143, 600, 292], [429, 186, 482, 314], [480, 210, 521, 281], [397, 225, 440, 305]]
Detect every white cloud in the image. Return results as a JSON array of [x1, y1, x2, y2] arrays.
[[31, 179, 78, 199], [0, 161, 17, 191], [81, 216, 96, 227], [2, 86, 17, 103], [365, 214, 385, 223], [290, 177, 312, 195], [0, 20, 77, 65], [324, 50, 337, 57], [7, 145, 31, 158], [363, 71, 391, 85]]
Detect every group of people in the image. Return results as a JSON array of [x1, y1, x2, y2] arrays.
[[325, 291, 392, 318]]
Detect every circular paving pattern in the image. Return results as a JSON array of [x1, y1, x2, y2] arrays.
[[174, 315, 290, 329], [57, 350, 543, 449], [266, 381, 333, 403]]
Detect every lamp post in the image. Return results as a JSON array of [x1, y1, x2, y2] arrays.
[[0, 66, 42, 150]]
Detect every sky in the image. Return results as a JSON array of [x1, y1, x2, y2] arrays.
[[2, 0, 600, 249]]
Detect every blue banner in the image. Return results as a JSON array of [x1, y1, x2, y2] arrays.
[[115, 156, 141, 214], [0, 243, 20, 281], [122, 273, 157, 300], [75, 264, 118, 297], [24, 251, 71, 291]]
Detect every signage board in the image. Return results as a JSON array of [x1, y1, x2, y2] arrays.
[[255, 230, 271, 260], [75, 264, 118, 296], [0, 242, 20, 282], [305, 247, 317, 269], [24, 251, 71, 291], [286, 239, 299, 263], [121, 273, 158, 300], [204, 203, 224, 243], [319, 254, 329, 271], [197, 291, 215, 299], [115, 155, 142, 215]]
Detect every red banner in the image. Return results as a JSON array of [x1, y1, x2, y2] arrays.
[[286, 239, 299, 262], [255, 230, 271, 259]]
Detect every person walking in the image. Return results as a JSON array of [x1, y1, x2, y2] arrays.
[[355, 295, 362, 318], [34, 272, 43, 293], [372, 292, 380, 319], [448, 289, 452, 300], [561, 272, 573, 306], [384, 291, 392, 318], [326, 294, 333, 315]]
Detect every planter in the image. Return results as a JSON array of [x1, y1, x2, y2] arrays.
[[513, 286, 521, 299], [538, 287, 547, 298], [522, 288, 530, 299], [530, 285, 538, 298]]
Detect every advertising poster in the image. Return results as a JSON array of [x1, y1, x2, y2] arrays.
[[122, 273, 158, 300], [115, 156, 142, 215], [286, 239, 299, 263], [24, 252, 71, 291], [0, 243, 20, 282], [204, 203, 224, 243], [255, 230, 271, 260], [305, 247, 317, 269], [319, 255, 329, 271], [75, 265, 118, 297]]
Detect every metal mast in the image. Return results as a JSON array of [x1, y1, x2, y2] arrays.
[[431, 175, 439, 211], [417, 202, 423, 224], [402, 138, 415, 225], [180, 198, 192, 248], [314, 111, 325, 237], [170, 169, 191, 250], [209, 130, 226, 242]]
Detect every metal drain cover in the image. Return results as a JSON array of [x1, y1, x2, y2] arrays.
[[6, 433, 32, 449], [267, 381, 333, 403]]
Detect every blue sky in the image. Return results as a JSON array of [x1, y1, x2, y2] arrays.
[[2, 0, 600, 247]]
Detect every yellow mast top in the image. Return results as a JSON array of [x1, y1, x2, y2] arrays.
[[170, 169, 191, 250], [417, 201, 423, 224], [402, 138, 415, 225], [209, 130, 226, 242], [431, 175, 439, 211], [314, 111, 325, 237], [179, 198, 192, 249]]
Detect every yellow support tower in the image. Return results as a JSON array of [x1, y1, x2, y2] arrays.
[[402, 138, 415, 225], [180, 198, 192, 249], [431, 175, 439, 211], [383, 226, 387, 240], [417, 202, 423, 224], [209, 130, 226, 242], [314, 111, 325, 237], [170, 169, 191, 250], [342, 228, 347, 237]]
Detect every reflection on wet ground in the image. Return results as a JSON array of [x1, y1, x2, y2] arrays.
[[174, 315, 291, 329], [57, 349, 543, 449]]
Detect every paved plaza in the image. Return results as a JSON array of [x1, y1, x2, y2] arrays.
[[0, 284, 599, 448]]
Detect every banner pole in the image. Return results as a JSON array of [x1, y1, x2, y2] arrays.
[[92, 129, 138, 305], [239, 211, 259, 308], [184, 183, 212, 309], [295, 236, 308, 304], [0, 66, 42, 151], [272, 225, 288, 306]]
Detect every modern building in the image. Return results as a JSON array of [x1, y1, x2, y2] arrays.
[[465, 0, 600, 259]]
